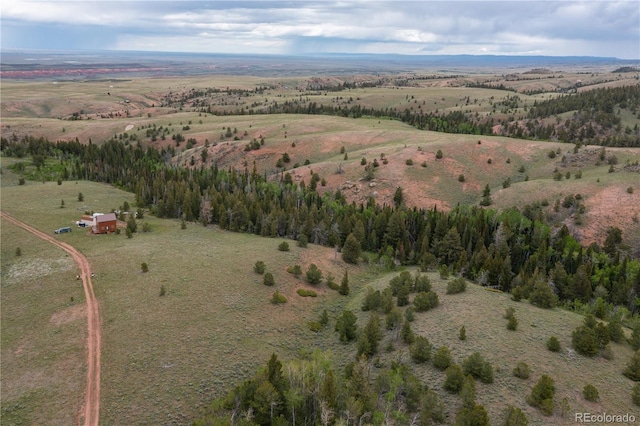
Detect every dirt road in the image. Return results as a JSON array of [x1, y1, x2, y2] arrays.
[[1, 211, 101, 426]]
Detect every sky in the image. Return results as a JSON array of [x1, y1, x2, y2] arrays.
[[1, 1, 639, 59]]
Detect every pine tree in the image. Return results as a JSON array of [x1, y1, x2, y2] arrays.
[[339, 270, 350, 295], [444, 364, 465, 393], [342, 233, 362, 264], [357, 314, 382, 358], [400, 320, 415, 344], [335, 310, 358, 342], [624, 350, 640, 381], [433, 346, 452, 370], [410, 336, 432, 363], [528, 375, 555, 415]]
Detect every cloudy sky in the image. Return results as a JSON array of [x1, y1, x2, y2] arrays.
[[1, 1, 638, 59]]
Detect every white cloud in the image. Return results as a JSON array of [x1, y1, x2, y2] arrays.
[[1, 1, 638, 58]]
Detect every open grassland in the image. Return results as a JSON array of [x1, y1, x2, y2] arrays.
[[1, 220, 86, 425], [0, 172, 368, 424]]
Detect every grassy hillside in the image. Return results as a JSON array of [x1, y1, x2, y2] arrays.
[[2, 163, 639, 425]]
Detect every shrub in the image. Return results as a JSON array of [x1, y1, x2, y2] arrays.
[[141, 222, 151, 233], [141, 262, 149, 273], [582, 384, 599, 402], [15, 247, 21, 257], [287, 264, 302, 277], [263, 272, 275, 286], [548, 150, 556, 159], [271, 291, 287, 304], [633, 383, 640, 406], [420, 390, 445, 424], [444, 364, 464, 393], [297, 234, 308, 247], [414, 291, 439, 312], [297, 288, 317, 297], [513, 362, 530, 379], [529, 281, 558, 308], [335, 310, 357, 341], [159, 284, 166, 296], [507, 315, 518, 331], [459, 325, 466, 341], [447, 276, 467, 294], [503, 405, 528, 426], [433, 346, 452, 371], [405, 159, 414, 165], [278, 241, 290, 251], [342, 233, 361, 264], [78, 192, 84, 202], [458, 174, 465, 182], [421, 161, 427, 168], [360, 157, 367, 165], [400, 319, 415, 344], [308, 321, 322, 332], [628, 186, 634, 194], [410, 336, 432, 363], [254, 260, 266, 274], [462, 352, 494, 383], [339, 270, 350, 295], [435, 149, 443, 159], [572, 325, 598, 356], [547, 336, 561, 352], [623, 350, 640, 381], [438, 264, 450, 279], [528, 375, 555, 416], [306, 263, 323, 284]]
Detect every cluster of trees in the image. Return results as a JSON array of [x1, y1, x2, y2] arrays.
[[2, 135, 639, 315]]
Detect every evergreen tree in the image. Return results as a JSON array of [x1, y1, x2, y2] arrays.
[[633, 383, 640, 406], [459, 325, 467, 341], [462, 352, 494, 384], [335, 310, 358, 342], [503, 405, 529, 426], [547, 336, 561, 352], [630, 323, 640, 350], [433, 346, 452, 370], [410, 336, 432, 363], [400, 320, 415, 344], [624, 350, 640, 381], [306, 263, 323, 284], [339, 270, 350, 295], [460, 375, 476, 409], [528, 375, 555, 416], [342, 233, 361, 264], [444, 364, 465, 393], [357, 314, 382, 358]]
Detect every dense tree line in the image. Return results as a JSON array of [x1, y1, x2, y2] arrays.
[[2, 135, 639, 312]]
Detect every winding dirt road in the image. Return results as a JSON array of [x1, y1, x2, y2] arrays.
[[1, 211, 100, 426]]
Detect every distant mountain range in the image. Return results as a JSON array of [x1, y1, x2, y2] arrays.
[[2, 49, 638, 78]]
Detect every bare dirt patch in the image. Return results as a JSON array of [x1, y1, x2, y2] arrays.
[[50, 304, 87, 327]]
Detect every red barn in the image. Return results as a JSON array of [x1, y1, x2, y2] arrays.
[[93, 213, 117, 234]]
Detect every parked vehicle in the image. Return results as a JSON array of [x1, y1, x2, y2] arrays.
[[55, 227, 72, 234]]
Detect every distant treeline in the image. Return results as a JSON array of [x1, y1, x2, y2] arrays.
[[190, 85, 639, 147], [2, 135, 639, 312]]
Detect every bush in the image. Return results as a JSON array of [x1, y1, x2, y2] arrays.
[[459, 325, 466, 341], [628, 186, 634, 194], [582, 384, 599, 401], [141, 262, 149, 273], [141, 222, 151, 233], [572, 326, 599, 356], [287, 264, 302, 277], [297, 234, 308, 247], [529, 281, 558, 308], [633, 383, 640, 406], [400, 319, 415, 344], [335, 310, 357, 341], [462, 352, 494, 383], [433, 346, 452, 371], [547, 336, 561, 352], [15, 247, 21, 257], [306, 264, 323, 284], [507, 315, 519, 331], [444, 364, 464, 393], [308, 321, 322, 332], [159, 284, 166, 296], [458, 174, 465, 182], [503, 405, 529, 426], [435, 149, 443, 159], [623, 350, 640, 381], [528, 375, 555, 415], [78, 192, 84, 202], [405, 159, 414, 165], [513, 362, 530, 379], [438, 264, 450, 279], [447, 276, 467, 294], [410, 336, 432, 363], [297, 288, 317, 297], [342, 233, 361, 264], [278, 241, 290, 251], [414, 291, 439, 312], [271, 291, 287, 304], [254, 260, 266, 274], [263, 272, 275, 286]]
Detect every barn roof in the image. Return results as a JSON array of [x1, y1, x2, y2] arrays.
[[95, 213, 117, 223]]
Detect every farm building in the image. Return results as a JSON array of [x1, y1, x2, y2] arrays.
[[93, 213, 117, 234]]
